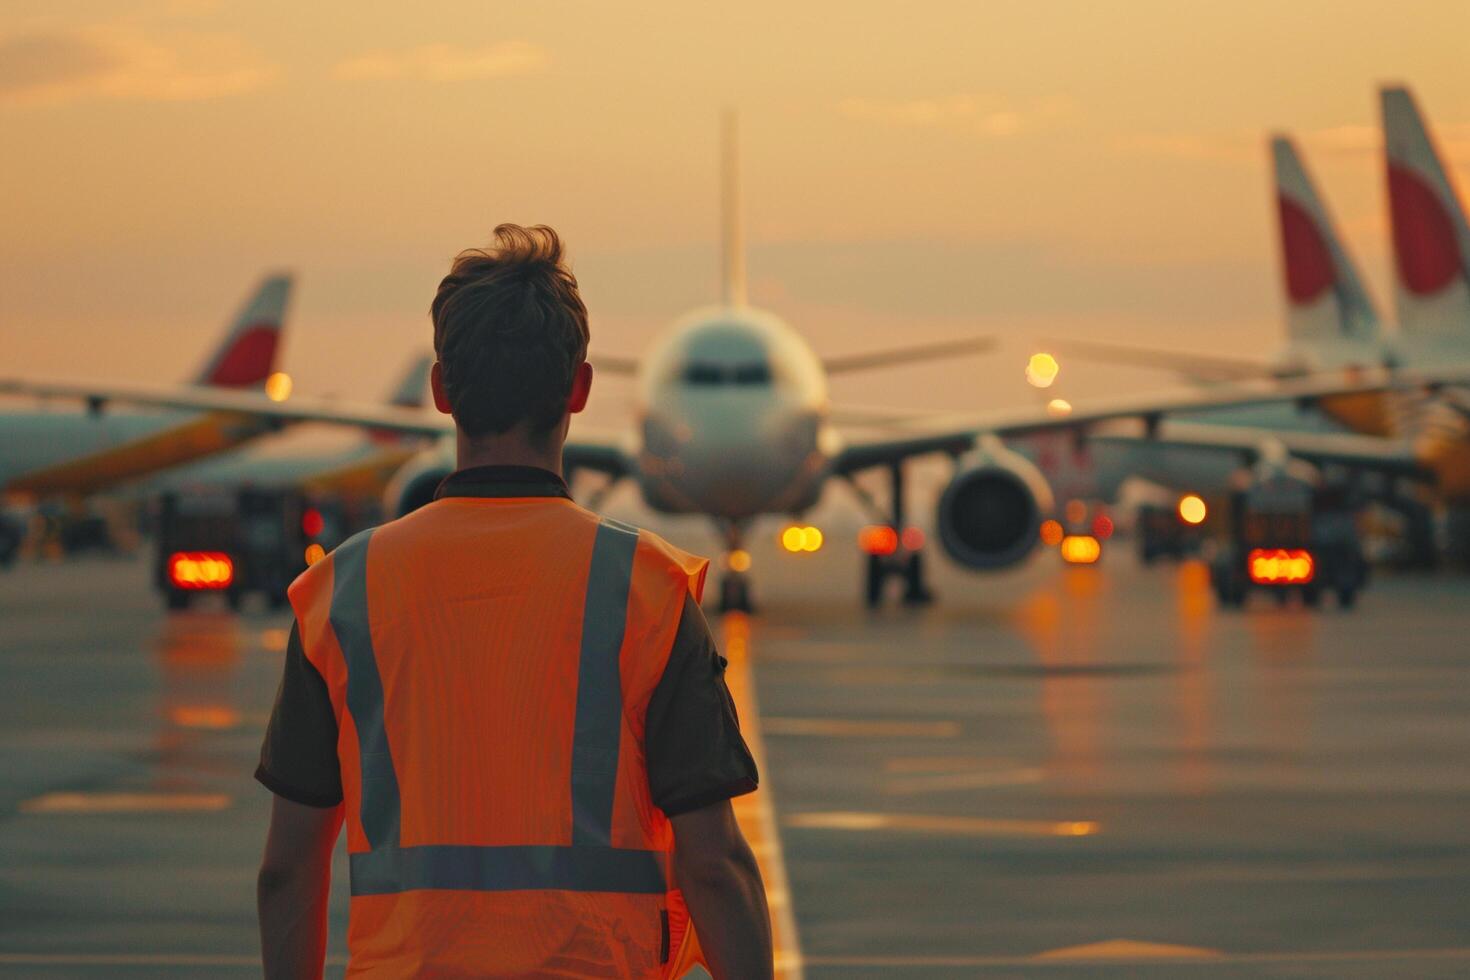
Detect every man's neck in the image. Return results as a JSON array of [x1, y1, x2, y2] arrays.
[[455, 429, 564, 477]]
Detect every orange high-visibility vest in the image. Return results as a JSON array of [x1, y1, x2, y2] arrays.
[[288, 494, 709, 977]]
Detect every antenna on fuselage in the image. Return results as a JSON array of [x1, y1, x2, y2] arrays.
[[721, 108, 748, 308]]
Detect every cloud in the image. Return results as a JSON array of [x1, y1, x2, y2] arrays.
[[334, 41, 549, 82], [0, 27, 276, 106], [837, 94, 1071, 138]]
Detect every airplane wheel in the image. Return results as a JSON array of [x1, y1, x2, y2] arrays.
[[865, 555, 884, 609], [902, 553, 934, 606], [719, 574, 753, 615]]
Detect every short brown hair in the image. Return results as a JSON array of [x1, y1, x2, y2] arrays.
[[431, 224, 590, 441]]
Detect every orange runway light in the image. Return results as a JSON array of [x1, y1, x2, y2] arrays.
[[167, 552, 234, 590], [1178, 494, 1208, 525], [1060, 535, 1101, 565], [1040, 519, 1064, 547], [859, 525, 899, 556], [304, 543, 326, 566], [727, 549, 752, 573], [1248, 548, 1314, 585]]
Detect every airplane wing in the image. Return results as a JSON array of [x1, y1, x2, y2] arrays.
[[1039, 337, 1276, 382], [0, 373, 634, 482], [822, 336, 996, 376], [1088, 420, 1429, 478], [589, 354, 641, 376], [829, 365, 1470, 477]]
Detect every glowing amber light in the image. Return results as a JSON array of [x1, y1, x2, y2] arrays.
[[900, 526, 925, 551], [1025, 352, 1060, 388], [304, 543, 326, 566], [1046, 398, 1072, 416], [1039, 519, 1064, 547], [264, 372, 293, 402], [1178, 494, 1208, 525], [1248, 548, 1314, 584], [167, 551, 234, 590], [780, 525, 824, 553], [727, 549, 752, 573], [1060, 535, 1101, 564], [859, 525, 900, 556]]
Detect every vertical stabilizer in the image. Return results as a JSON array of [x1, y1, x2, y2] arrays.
[[1381, 85, 1470, 348], [387, 353, 433, 408], [720, 109, 747, 308], [192, 274, 293, 388], [1271, 135, 1382, 364]]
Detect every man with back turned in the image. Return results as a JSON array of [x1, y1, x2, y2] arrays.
[[254, 224, 773, 978]]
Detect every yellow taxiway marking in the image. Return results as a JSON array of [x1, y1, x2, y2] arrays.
[[763, 717, 960, 738], [721, 613, 805, 980], [20, 792, 232, 814], [785, 811, 1098, 838], [1035, 939, 1222, 960]]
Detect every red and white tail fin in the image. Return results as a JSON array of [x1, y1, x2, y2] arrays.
[[1271, 135, 1382, 365], [191, 274, 293, 388], [1381, 85, 1470, 347]]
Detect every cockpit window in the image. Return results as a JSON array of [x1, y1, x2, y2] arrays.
[[682, 361, 772, 386]]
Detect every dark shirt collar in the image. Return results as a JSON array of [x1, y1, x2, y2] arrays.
[[433, 465, 571, 501]]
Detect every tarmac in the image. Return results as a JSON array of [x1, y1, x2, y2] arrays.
[[1, 524, 1468, 978]]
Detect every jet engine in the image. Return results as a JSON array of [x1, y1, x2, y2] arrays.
[[382, 447, 453, 518], [936, 441, 1055, 570]]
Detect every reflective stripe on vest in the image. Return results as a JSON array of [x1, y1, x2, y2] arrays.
[[332, 517, 667, 896]]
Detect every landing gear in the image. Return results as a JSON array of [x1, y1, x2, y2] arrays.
[[717, 521, 756, 615], [859, 462, 934, 609]]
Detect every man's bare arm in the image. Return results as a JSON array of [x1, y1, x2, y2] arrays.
[[258, 795, 343, 980], [671, 799, 774, 979]]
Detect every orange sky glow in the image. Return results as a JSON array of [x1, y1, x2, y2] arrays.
[[3, 0, 1468, 426]]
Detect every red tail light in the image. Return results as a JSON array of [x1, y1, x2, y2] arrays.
[[859, 525, 900, 556], [168, 552, 235, 590], [1248, 548, 1314, 585]]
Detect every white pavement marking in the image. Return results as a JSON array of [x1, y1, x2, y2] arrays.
[[762, 717, 960, 738]]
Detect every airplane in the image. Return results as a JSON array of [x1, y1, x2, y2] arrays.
[[0, 274, 293, 560], [1070, 89, 1470, 567], [6, 116, 1468, 609], [142, 352, 434, 506]]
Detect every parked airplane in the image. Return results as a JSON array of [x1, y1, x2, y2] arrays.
[[0, 274, 294, 498], [144, 352, 433, 503], [5, 119, 1466, 607]]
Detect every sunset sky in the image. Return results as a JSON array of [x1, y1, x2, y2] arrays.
[[3, 0, 1468, 425]]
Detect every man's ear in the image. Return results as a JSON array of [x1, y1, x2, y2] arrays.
[[567, 361, 593, 415], [430, 362, 453, 416]]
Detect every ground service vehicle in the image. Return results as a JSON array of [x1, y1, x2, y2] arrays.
[[155, 489, 341, 611], [1210, 474, 1368, 609]]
